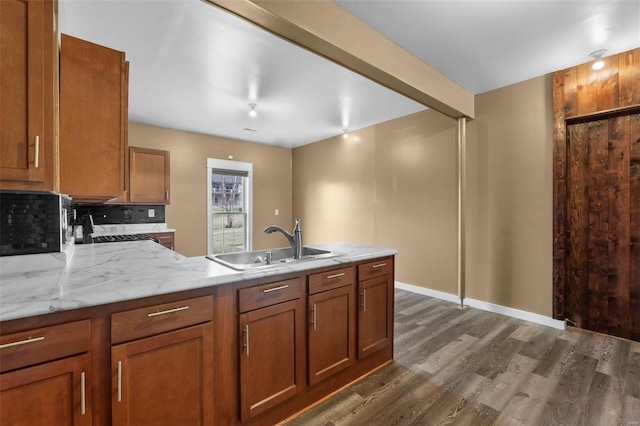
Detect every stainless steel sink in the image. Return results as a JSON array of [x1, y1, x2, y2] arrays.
[[206, 246, 343, 270]]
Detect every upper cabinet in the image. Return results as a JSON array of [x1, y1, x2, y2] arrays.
[[59, 34, 129, 203], [0, 0, 57, 191], [129, 147, 170, 204]]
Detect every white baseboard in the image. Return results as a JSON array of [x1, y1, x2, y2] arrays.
[[394, 281, 565, 330]]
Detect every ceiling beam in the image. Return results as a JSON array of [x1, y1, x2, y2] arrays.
[[206, 0, 475, 120]]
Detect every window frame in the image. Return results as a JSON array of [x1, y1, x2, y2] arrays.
[[206, 158, 253, 255]]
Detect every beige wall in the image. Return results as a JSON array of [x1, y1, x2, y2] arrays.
[[466, 75, 554, 316], [293, 74, 554, 317], [128, 123, 292, 257], [130, 73, 554, 317], [293, 110, 459, 295]]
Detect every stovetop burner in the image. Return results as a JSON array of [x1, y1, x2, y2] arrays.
[[92, 234, 155, 243]]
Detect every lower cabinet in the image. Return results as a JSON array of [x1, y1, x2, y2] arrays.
[[238, 278, 305, 422], [111, 324, 214, 426], [357, 258, 394, 359], [0, 320, 92, 426], [0, 256, 395, 426], [146, 231, 174, 250], [307, 267, 356, 386], [110, 296, 214, 426], [0, 353, 91, 426]]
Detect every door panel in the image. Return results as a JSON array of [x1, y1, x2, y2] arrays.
[[631, 114, 640, 340], [566, 113, 640, 341], [308, 286, 355, 385], [238, 298, 304, 421], [0, 353, 91, 426], [111, 323, 214, 426]]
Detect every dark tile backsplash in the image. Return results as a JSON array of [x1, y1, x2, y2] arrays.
[[1, 190, 165, 256], [75, 205, 165, 225], [0, 191, 63, 256]]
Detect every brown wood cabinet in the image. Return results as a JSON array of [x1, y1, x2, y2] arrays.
[[238, 279, 305, 421], [357, 258, 394, 359], [0, 0, 56, 191], [111, 296, 214, 426], [146, 231, 175, 250], [0, 255, 394, 426], [59, 34, 129, 203], [0, 320, 92, 425], [1, 353, 92, 426], [307, 267, 356, 386], [129, 147, 170, 204], [111, 324, 214, 426]]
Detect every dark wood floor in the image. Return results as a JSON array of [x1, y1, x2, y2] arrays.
[[286, 289, 640, 426]]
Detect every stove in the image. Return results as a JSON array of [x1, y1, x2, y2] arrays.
[[91, 234, 157, 244]]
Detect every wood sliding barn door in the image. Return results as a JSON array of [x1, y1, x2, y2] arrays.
[[566, 113, 640, 341]]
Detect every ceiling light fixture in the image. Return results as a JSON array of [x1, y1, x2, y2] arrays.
[[342, 129, 349, 139], [589, 49, 607, 70], [248, 103, 257, 118]]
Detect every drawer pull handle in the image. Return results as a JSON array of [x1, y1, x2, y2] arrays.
[[371, 263, 387, 269], [325, 272, 345, 280], [0, 336, 45, 349], [81, 371, 86, 415], [147, 306, 189, 317], [361, 289, 367, 312], [34, 135, 40, 168], [311, 304, 317, 330], [244, 325, 250, 356], [117, 361, 122, 402], [263, 284, 289, 293]]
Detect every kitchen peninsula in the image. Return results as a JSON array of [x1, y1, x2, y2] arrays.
[[0, 241, 395, 425]]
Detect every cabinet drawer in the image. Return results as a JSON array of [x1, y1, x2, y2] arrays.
[[111, 295, 213, 344], [238, 277, 304, 313], [0, 319, 91, 373], [358, 257, 393, 281], [147, 232, 174, 250], [308, 266, 355, 294]]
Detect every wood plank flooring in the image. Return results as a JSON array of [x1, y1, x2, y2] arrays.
[[285, 289, 640, 426]]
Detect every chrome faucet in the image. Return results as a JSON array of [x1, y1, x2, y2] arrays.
[[264, 218, 303, 259]]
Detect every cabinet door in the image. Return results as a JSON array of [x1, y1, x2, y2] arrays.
[[112, 323, 214, 426], [129, 147, 170, 204], [358, 275, 393, 359], [0, 353, 91, 426], [0, 0, 52, 186], [308, 285, 355, 386], [239, 298, 304, 421], [60, 34, 128, 202]]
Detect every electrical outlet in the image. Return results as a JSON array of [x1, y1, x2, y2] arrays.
[[275, 209, 279, 216], [148, 208, 155, 218]]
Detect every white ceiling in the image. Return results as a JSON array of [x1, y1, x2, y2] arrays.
[[335, 0, 640, 95], [58, 0, 640, 148]]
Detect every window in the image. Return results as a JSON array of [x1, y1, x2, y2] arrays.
[[207, 158, 253, 255]]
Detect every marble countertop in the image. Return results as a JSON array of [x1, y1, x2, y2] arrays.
[[0, 242, 396, 322]]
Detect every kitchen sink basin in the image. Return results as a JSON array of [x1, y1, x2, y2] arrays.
[[206, 246, 343, 270]]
